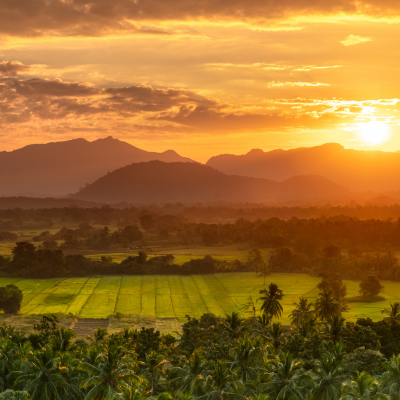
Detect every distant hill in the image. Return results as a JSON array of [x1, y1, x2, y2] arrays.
[[0, 137, 196, 196], [206, 143, 400, 192], [71, 161, 349, 204]]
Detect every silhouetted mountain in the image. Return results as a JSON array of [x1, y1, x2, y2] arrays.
[[206, 143, 400, 192], [0, 137, 196, 196], [71, 161, 348, 204]]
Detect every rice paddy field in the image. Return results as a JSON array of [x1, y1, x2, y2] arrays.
[[2, 273, 399, 324]]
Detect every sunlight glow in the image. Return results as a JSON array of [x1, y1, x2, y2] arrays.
[[357, 121, 392, 145]]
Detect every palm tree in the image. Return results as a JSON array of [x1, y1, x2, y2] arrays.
[[170, 351, 209, 395], [14, 345, 81, 400], [52, 327, 77, 352], [379, 354, 400, 400], [311, 354, 348, 400], [381, 302, 400, 325], [268, 323, 285, 351], [224, 312, 245, 338], [314, 289, 340, 321], [295, 319, 317, 339], [79, 344, 139, 400], [258, 261, 271, 285], [340, 371, 385, 400], [199, 360, 243, 400], [289, 297, 314, 325], [0, 338, 18, 391], [230, 336, 262, 382], [324, 316, 345, 343], [139, 351, 167, 396], [258, 283, 285, 320], [262, 353, 308, 400]]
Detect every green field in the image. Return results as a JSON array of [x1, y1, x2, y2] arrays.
[[2, 273, 399, 324]]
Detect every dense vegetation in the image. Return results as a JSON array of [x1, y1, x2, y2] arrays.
[[1, 235, 399, 281], [2, 288, 400, 400], [3, 203, 400, 230]]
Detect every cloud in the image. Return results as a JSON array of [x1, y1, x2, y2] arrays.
[[0, 61, 31, 76], [1, 74, 396, 141], [0, 0, 400, 39], [205, 63, 342, 72], [267, 81, 330, 87], [340, 34, 372, 46]]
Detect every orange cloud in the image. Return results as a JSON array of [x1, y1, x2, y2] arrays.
[[1, 0, 400, 39], [0, 61, 31, 75], [340, 34, 372, 46]]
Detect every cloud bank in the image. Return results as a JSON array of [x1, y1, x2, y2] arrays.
[[1, 0, 400, 38]]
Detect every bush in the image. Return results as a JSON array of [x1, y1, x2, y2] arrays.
[[0, 391, 29, 400], [0, 284, 23, 314], [344, 347, 386, 375], [359, 276, 384, 298]]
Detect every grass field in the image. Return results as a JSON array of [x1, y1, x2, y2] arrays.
[[1, 273, 399, 324]]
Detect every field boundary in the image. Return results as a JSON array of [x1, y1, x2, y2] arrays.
[[79, 277, 102, 317], [65, 277, 90, 314], [113, 276, 123, 314]]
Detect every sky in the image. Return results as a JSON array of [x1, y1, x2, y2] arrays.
[[1, 0, 400, 162]]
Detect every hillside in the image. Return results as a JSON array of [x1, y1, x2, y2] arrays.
[[206, 143, 400, 192], [71, 161, 348, 204], [0, 137, 195, 196]]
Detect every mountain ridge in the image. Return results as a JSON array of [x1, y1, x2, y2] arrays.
[[71, 160, 349, 204], [0, 136, 196, 196], [206, 143, 400, 192]]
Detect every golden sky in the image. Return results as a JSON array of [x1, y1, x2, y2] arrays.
[[1, 0, 400, 161]]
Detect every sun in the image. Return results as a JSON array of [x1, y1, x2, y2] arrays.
[[357, 121, 391, 146]]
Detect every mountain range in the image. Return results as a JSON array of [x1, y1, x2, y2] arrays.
[[0, 137, 195, 196], [71, 161, 349, 204], [2, 137, 400, 203], [206, 143, 400, 192]]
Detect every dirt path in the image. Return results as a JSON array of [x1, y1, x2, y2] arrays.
[[72, 318, 109, 338]]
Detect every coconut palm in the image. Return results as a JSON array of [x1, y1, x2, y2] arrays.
[[224, 312, 245, 339], [289, 298, 314, 325], [170, 351, 209, 395], [14, 345, 81, 400], [199, 360, 243, 400], [311, 354, 348, 400], [314, 290, 341, 322], [0, 338, 18, 391], [52, 327, 77, 353], [295, 319, 317, 339], [381, 302, 400, 325], [268, 323, 285, 351], [340, 371, 385, 400], [230, 336, 262, 382], [379, 355, 400, 400], [262, 353, 308, 400], [258, 283, 285, 320], [139, 351, 167, 396], [324, 316, 346, 343], [79, 344, 139, 400]]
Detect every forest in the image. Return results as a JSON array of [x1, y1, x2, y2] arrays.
[[1, 279, 400, 400]]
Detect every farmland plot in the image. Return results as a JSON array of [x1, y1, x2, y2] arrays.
[[3, 273, 399, 324]]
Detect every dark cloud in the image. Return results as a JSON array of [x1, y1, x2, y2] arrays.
[[0, 0, 399, 38], [0, 76, 351, 134], [152, 104, 350, 131], [0, 61, 31, 75], [0, 77, 220, 124]]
